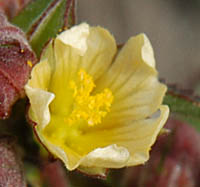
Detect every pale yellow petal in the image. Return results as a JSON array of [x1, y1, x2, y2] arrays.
[[95, 34, 165, 122], [104, 76, 167, 124], [25, 85, 55, 129], [95, 33, 156, 92], [37, 129, 81, 170], [80, 144, 129, 168], [80, 105, 168, 168], [108, 105, 169, 166], [27, 41, 54, 90], [141, 34, 155, 68], [57, 23, 89, 56], [126, 105, 169, 166]]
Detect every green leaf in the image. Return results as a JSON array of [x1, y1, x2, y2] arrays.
[[164, 91, 200, 131], [11, 0, 76, 57], [29, 0, 67, 56], [11, 0, 55, 33]]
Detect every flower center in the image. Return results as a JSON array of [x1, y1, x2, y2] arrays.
[[66, 69, 113, 126]]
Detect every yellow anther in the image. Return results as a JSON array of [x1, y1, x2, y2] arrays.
[[27, 60, 33, 67], [67, 69, 113, 126]]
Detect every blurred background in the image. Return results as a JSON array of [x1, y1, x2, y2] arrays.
[[77, 0, 200, 89]]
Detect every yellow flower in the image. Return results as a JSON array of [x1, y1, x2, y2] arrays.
[[25, 23, 169, 177]]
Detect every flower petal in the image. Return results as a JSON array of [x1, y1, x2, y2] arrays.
[[111, 105, 169, 166], [95, 33, 156, 90], [57, 23, 89, 56], [27, 41, 54, 90], [25, 42, 55, 128], [95, 34, 166, 122], [126, 106, 169, 166], [72, 105, 169, 168], [104, 76, 167, 124], [80, 144, 130, 168], [25, 85, 54, 129]]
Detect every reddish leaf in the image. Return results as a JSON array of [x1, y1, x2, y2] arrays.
[[0, 136, 26, 187], [0, 13, 37, 119]]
